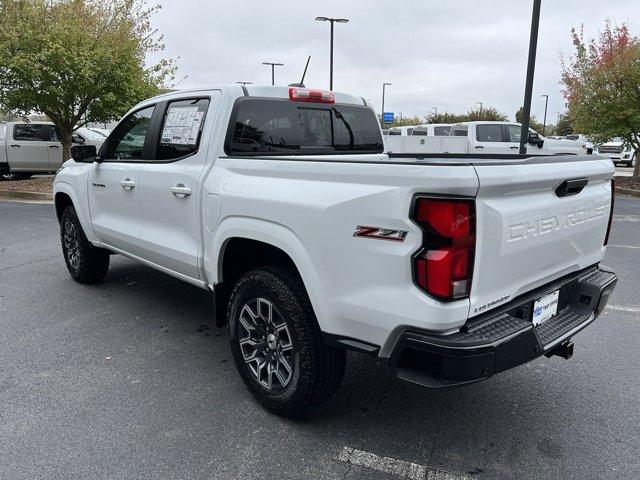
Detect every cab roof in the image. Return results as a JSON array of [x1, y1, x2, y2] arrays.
[[147, 85, 366, 106]]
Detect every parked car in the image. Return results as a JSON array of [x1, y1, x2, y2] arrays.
[[565, 134, 594, 155], [447, 122, 589, 155], [0, 122, 105, 180], [411, 123, 452, 136], [598, 137, 636, 167], [386, 121, 589, 155], [73, 127, 108, 148], [53, 85, 617, 417]]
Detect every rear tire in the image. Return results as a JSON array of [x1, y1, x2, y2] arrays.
[[228, 266, 346, 418], [60, 206, 110, 284]]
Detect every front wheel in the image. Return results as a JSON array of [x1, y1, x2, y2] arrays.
[[228, 266, 346, 418], [60, 206, 110, 283]]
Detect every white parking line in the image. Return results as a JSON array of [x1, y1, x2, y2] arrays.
[[608, 244, 640, 249], [607, 305, 640, 313], [336, 446, 471, 480], [613, 215, 640, 222]]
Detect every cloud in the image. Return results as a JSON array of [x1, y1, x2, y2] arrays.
[[148, 0, 640, 122]]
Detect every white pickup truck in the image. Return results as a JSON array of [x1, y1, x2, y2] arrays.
[[53, 86, 617, 417], [386, 121, 589, 156], [0, 122, 104, 180], [598, 137, 636, 167]]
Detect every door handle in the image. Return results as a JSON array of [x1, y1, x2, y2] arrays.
[[475, 145, 484, 149], [10, 144, 20, 148], [120, 179, 136, 190], [49, 145, 60, 148], [170, 184, 192, 198], [510, 146, 519, 149]]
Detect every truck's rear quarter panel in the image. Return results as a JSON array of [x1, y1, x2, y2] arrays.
[[207, 156, 479, 347]]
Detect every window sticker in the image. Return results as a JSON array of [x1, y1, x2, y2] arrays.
[[161, 106, 204, 145]]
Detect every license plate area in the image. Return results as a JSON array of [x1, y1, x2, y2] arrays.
[[532, 289, 560, 326]]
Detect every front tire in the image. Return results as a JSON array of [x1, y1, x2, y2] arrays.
[[60, 206, 110, 284], [228, 266, 346, 418]]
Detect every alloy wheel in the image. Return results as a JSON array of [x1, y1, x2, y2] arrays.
[[63, 219, 81, 270], [237, 297, 294, 391]]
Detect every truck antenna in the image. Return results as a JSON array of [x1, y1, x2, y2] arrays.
[[288, 55, 311, 88]]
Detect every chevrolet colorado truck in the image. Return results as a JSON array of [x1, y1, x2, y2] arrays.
[[53, 85, 618, 417]]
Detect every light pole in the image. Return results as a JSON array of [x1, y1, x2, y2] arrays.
[[315, 16, 349, 90], [476, 101, 483, 118], [519, 0, 542, 154], [381, 82, 392, 128], [432, 107, 438, 118], [541, 94, 549, 136], [262, 62, 284, 86]]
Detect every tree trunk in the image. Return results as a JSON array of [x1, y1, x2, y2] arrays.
[[634, 150, 640, 179], [61, 131, 73, 164]]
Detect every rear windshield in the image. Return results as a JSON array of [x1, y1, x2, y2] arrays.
[[226, 98, 384, 155]]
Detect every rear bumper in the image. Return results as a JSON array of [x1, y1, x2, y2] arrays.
[[387, 265, 617, 388]]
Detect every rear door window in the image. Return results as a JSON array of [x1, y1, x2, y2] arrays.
[[433, 126, 451, 136], [227, 99, 384, 155], [476, 124, 504, 142], [13, 124, 44, 141], [156, 98, 210, 161]]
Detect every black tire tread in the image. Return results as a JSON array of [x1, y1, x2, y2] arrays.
[[227, 265, 345, 417], [61, 206, 109, 284]]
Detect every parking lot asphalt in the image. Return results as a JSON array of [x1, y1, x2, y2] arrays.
[[0, 196, 639, 480]]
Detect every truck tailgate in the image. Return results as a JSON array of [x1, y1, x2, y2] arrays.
[[470, 157, 613, 317]]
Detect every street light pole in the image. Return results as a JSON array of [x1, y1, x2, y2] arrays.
[[381, 82, 391, 128], [519, 0, 542, 154], [315, 16, 349, 90], [541, 94, 549, 136], [262, 62, 284, 86], [476, 101, 483, 118], [432, 107, 438, 118]]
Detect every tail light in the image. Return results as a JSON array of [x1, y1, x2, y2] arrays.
[[289, 87, 335, 104], [412, 197, 476, 301], [604, 178, 615, 246]]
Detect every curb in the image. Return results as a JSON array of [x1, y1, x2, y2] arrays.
[[615, 187, 640, 199], [0, 189, 53, 202]]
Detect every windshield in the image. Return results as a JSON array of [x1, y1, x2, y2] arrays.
[[227, 99, 384, 155]]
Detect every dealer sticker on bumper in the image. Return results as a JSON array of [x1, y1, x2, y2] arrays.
[[532, 289, 560, 326]]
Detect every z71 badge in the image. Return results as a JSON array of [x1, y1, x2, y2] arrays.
[[353, 225, 408, 242]]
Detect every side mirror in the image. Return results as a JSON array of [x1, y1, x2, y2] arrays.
[[72, 134, 86, 144], [528, 132, 544, 148], [71, 145, 97, 163]]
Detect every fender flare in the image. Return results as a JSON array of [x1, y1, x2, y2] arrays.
[[53, 181, 99, 244], [204, 217, 330, 328]]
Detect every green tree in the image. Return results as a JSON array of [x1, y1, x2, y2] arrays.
[[424, 111, 468, 124], [515, 107, 545, 134], [423, 107, 507, 124], [561, 22, 640, 177], [0, 0, 176, 161], [390, 115, 422, 128], [554, 113, 574, 136], [466, 106, 508, 122]]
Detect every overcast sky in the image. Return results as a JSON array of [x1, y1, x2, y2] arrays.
[[148, 0, 640, 123]]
